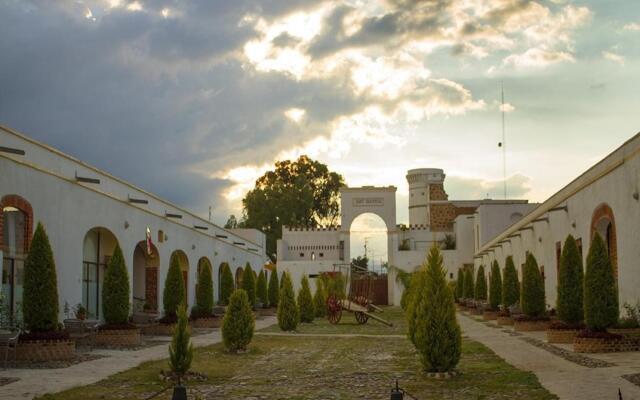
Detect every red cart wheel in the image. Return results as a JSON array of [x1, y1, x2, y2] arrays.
[[355, 311, 369, 325], [326, 295, 342, 325]]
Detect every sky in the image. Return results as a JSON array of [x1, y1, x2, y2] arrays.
[[1, 0, 639, 262]]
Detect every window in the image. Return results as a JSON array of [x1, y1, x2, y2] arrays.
[[158, 230, 164, 243], [1, 199, 32, 320], [319, 252, 324, 258], [299, 253, 304, 257]]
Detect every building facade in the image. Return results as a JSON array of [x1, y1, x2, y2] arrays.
[[0, 125, 269, 321]]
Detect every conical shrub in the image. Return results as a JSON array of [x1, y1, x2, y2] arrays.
[[268, 267, 279, 307], [102, 244, 130, 325], [455, 268, 464, 301], [277, 272, 299, 331], [163, 253, 186, 317], [298, 275, 314, 323], [222, 289, 255, 352], [489, 261, 502, 311], [406, 268, 426, 345], [256, 270, 268, 308], [313, 279, 327, 318], [242, 263, 256, 308], [22, 222, 59, 332], [412, 245, 461, 372], [475, 265, 487, 301], [557, 235, 584, 325], [502, 256, 520, 309], [521, 253, 546, 317], [195, 259, 213, 317], [584, 233, 618, 331], [463, 267, 474, 299], [168, 303, 193, 384], [219, 262, 234, 305]]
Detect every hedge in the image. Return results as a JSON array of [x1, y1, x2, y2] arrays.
[[277, 272, 299, 331], [256, 269, 268, 308], [584, 233, 618, 331], [268, 267, 279, 307], [242, 263, 256, 308], [102, 244, 130, 325], [463, 267, 474, 299], [474, 265, 487, 301], [313, 279, 327, 318], [521, 253, 545, 317], [297, 275, 314, 323], [557, 235, 584, 325], [489, 260, 502, 311], [219, 262, 234, 305], [502, 256, 520, 308], [222, 289, 254, 352], [195, 259, 214, 317], [163, 253, 186, 317]]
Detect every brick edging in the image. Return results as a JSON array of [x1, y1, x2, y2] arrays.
[[16, 340, 75, 361], [574, 336, 640, 353], [95, 329, 142, 347]]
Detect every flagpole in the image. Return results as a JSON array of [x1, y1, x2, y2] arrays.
[[501, 81, 507, 200]]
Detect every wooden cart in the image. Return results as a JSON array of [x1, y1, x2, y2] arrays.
[[325, 263, 392, 326]]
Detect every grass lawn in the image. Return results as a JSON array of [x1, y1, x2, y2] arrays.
[[37, 308, 557, 400]]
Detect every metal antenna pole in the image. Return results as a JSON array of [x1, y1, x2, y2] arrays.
[[501, 81, 507, 200]]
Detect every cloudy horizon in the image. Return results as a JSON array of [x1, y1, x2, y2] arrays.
[[1, 0, 638, 239]]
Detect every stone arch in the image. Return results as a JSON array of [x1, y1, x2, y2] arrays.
[[133, 240, 160, 313], [82, 227, 119, 319], [170, 250, 190, 304], [0, 194, 34, 318], [590, 203, 617, 276]]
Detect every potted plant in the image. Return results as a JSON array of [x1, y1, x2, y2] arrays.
[[74, 303, 87, 321], [513, 253, 550, 332]]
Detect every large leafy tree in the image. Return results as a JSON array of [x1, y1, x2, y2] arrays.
[[241, 156, 345, 260]]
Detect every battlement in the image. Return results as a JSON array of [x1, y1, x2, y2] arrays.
[[397, 224, 430, 231], [283, 225, 341, 232]]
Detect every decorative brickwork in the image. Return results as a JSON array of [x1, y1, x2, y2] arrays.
[[16, 340, 75, 362], [429, 184, 448, 201], [95, 329, 142, 347], [191, 317, 222, 329], [574, 336, 640, 353], [483, 311, 499, 321], [497, 316, 514, 326], [546, 329, 579, 344], [0, 194, 34, 254], [590, 203, 618, 278], [430, 203, 457, 231], [513, 319, 551, 332]]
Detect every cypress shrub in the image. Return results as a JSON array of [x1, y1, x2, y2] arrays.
[[22, 222, 59, 332], [489, 261, 502, 311], [102, 244, 130, 325], [313, 279, 327, 318], [242, 263, 256, 308], [400, 273, 413, 311], [277, 272, 299, 331], [584, 233, 618, 331], [168, 303, 193, 384], [298, 275, 314, 323], [557, 235, 584, 325], [406, 268, 426, 345], [502, 256, 520, 308], [474, 265, 487, 301], [268, 267, 279, 307], [413, 245, 461, 372], [219, 263, 235, 305], [195, 259, 214, 317], [463, 268, 474, 299], [521, 253, 546, 317], [455, 268, 464, 301], [256, 270, 268, 308], [221, 289, 255, 352], [163, 253, 186, 317]]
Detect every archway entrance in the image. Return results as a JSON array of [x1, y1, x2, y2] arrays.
[[235, 267, 244, 288], [82, 227, 119, 319], [133, 241, 159, 313], [591, 203, 618, 276], [349, 213, 388, 274]]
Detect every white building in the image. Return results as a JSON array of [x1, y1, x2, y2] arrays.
[[0, 125, 269, 321]]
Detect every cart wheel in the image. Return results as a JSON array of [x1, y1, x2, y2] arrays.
[[355, 312, 369, 325], [326, 295, 342, 325]]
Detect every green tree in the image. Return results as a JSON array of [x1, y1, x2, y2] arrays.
[[406, 268, 426, 345], [455, 268, 464, 301], [242, 263, 257, 308], [351, 256, 368, 270], [219, 263, 235, 305], [298, 275, 314, 323], [521, 253, 546, 317], [163, 253, 186, 317], [241, 156, 346, 260], [102, 244, 130, 325], [313, 279, 327, 318], [502, 256, 520, 308], [222, 289, 255, 352], [22, 222, 59, 332], [463, 267, 474, 299], [412, 245, 462, 372], [277, 272, 299, 331], [168, 304, 194, 385], [195, 259, 214, 317], [489, 261, 502, 311], [584, 233, 618, 331], [268, 268, 279, 307], [256, 270, 268, 308], [557, 235, 584, 325], [224, 215, 238, 229], [475, 265, 487, 301]]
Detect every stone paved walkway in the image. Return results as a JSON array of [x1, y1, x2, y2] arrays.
[[256, 332, 405, 338], [0, 317, 277, 400], [459, 313, 640, 400]]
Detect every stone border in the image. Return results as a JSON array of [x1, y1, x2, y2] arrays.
[[608, 328, 640, 338], [496, 316, 514, 326], [483, 311, 499, 321], [546, 329, 579, 344], [513, 319, 550, 332], [191, 317, 222, 329], [16, 340, 75, 362], [95, 328, 142, 347], [519, 336, 615, 368], [574, 336, 640, 353]]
